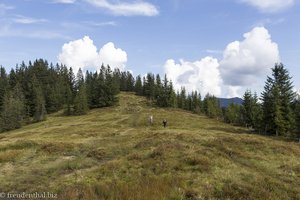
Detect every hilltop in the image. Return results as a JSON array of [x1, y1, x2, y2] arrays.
[[0, 92, 299, 199]]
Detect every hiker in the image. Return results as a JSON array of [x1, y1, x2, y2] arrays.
[[163, 119, 167, 128], [149, 115, 153, 126]]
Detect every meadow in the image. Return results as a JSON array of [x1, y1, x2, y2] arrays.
[[0, 92, 299, 199]]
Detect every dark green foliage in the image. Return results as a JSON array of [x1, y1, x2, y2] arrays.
[[64, 86, 73, 116], [134, 75, 143, 95], [75, 68, 84, 91], [0, 60, 119, 132], [0, 84, 25, 131], [225, 103, 242, 124], [31, 75, 47, 122], [143, 73, 155, 100], [74, 84, 89, 115], [294, 97, 300, 136], [85, 65, 120, 109], [261, 63, 295, 136], [8, 69, 17, 89], [2, 58, 299, 142], [156, 75, 176, 107], [0, 67, 8, 110], [242, 90, 262, 131], [203, 94, 222, 119]]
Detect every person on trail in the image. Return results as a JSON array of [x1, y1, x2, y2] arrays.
[[149, 115, 153, 126], [163, 119, 167, 128]]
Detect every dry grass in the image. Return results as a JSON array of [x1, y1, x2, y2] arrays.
[[0, 92, 299, 199]]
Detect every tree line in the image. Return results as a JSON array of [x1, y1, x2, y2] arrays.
[[0, 60, 299, 139], [134, 63, 300, 138], [0, 59, 122, 132]]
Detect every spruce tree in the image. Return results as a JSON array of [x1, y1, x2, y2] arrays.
[[134, 75, 143, 96], [242, 90, 262, 130], [294, 96, 300, 137], [64, 86, 73, 115], [0, 67, 8, 110], [32, 77, 47, 122], [75, 68, 84, 91], [225, 103, 241, 124], [203, 94, 221, 119], [126, 72, 135, 92], [178, 87, 186, 109], [74, 84, 89, 115], [167, 80, 177, 107], [261, 63, 295, 136], [0, 84, 25, 132]]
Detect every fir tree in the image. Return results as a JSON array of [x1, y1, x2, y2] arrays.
[[295, 98, 300, 137], [225, 103, 241, 124], [75, 68, 84, 91], [0, 84, 25, 132], [261, 63, 295, 136], [74, 83, 89, 115], [203, 94, 221, 119], [134, 75, 143, 96], [0, 67, 8, 110], [242, 90, 262, 130], [32, 76, 47, 122]]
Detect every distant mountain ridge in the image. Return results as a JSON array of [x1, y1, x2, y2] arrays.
[[218, 97, 243, 108]]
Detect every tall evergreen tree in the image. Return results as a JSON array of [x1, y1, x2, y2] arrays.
[[295, 98, 300, 137], [203, 94, 222, 119], [64, 86, 73, 115], [134, 75, 143, 96], [0, 84, 25, 132], [0, 67, 8, 110], [75, 68, 84, 91], [261, 63, 295, 136], [143, 73, 155, 100], [242, 90, 262, 130], [178, 87, 186, 109], [225, 103, 241, 124], [32, 76, 47, 122], [74, 83, 89, 115], [126, 72, 135, 92]]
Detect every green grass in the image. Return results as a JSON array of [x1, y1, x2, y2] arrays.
[[0, 92, 299, 199]]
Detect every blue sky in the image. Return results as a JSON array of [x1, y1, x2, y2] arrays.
[[0, 0, 299, 97]]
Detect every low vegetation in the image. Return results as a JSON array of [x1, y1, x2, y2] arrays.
[[0, 93, 299, 199]]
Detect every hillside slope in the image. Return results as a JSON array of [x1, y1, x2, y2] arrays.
[[0, 92, 299, 199]]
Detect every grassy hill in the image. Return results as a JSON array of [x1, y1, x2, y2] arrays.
[[0, 92, 299, 199]]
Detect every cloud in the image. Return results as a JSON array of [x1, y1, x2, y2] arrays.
[[0, 3, 14, 15], [52, 0, 77, 3], [98, 42, 127, 70], [254, 18, 285, 27], [12, 15, 48, 24], [164, 27, 280, 98], [240, 0, 294, 12], [58, 36, 127, 72], [85, 0, 159, 16], [220, 27, 280, 87], [205, 49, 223, 55], [0, 24, 70, 40], [84, 21, 117, 26], [164, 57, 222, 96]]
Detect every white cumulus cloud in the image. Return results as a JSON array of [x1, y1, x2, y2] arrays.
[[85, 0, 159, 16], [164, 27, 280, 98], [220, 27, 280, 87], [240, 0, 294, 12], [164, 57, 222, 96], [58, 36, 127, 72], [98, 42, 127, 70]]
